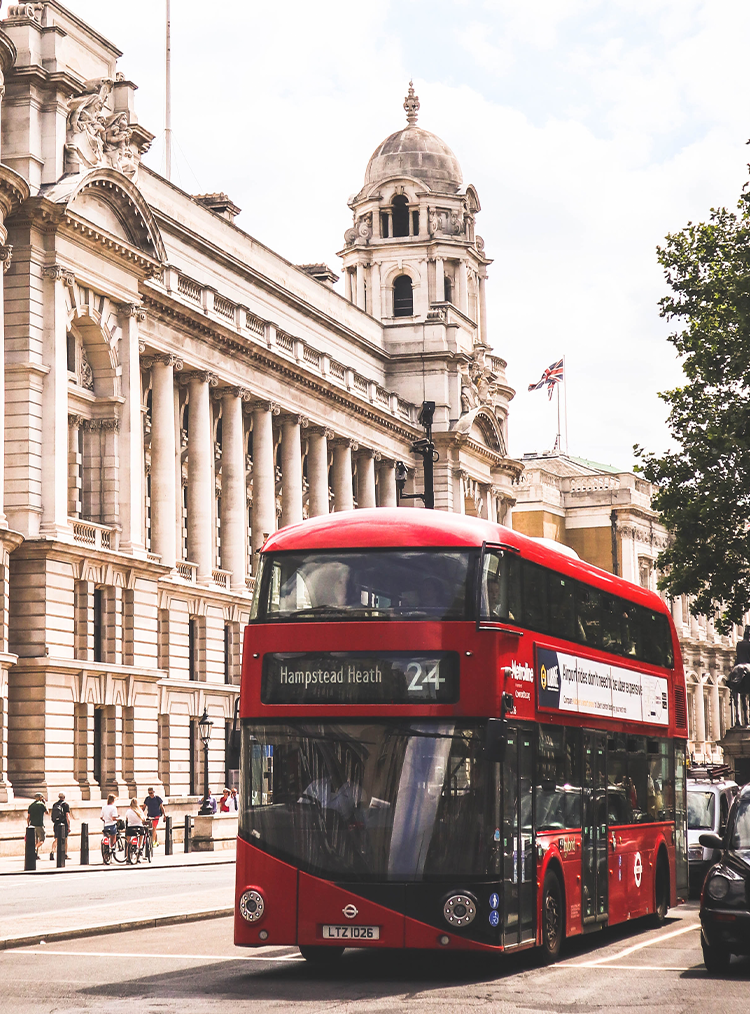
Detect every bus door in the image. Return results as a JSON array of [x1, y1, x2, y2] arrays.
[[582, 730, 608, 927], [502, 724, 536, 947]]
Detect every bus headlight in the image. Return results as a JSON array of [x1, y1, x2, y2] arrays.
[[239, 889, 265, 923], [443, 893, 477, 927]]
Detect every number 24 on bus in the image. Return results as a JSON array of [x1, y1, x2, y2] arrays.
[[233, 508, 688, 963]]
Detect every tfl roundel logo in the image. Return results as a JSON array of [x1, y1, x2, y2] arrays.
[[540, 665, 547, 691]]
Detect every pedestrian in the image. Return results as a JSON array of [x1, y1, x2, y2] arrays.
[[200, 788, 217, 814], [218, 788, 231, 813], [124, 797, 146, 831], [228, 787, 239, 811], [142, 787, 165, 846], [50, 792, 71, 860], [26, 792, 48, 858]]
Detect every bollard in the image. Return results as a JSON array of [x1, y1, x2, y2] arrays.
[[184, 814, 191, 854], [165, 815, 173, 856], [24, 826, 37, 872], [80, 822, 89, 865], [56, 832, 65, 868]]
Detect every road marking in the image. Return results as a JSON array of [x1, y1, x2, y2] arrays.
[[556, 964, 690, 971], [5, 948, 304, 962], [560, 921, 699, 968]]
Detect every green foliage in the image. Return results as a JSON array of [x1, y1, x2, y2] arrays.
[[635, 189, 750, 632]]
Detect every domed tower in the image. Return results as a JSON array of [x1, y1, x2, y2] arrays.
[[339, 84, 521, 520]]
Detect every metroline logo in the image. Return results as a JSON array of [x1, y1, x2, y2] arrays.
[[510, 660, 534, 683]]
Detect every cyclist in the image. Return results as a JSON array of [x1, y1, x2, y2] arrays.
[[142, 787, 166, 847], [100, 793, 119, 852]]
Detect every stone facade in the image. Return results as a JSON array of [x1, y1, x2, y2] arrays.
[[0, 5, 521, 803], [513, 451, 740, 769]]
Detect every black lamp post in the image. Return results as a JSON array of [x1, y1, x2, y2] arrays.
[[395, 400, 437, 509], [198, 707, 214, 815]]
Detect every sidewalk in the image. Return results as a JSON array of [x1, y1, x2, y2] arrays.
[[0, 846, 236, 950], [0, 842, 236, 875]]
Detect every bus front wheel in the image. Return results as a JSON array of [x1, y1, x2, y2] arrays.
[[299, 945, 345, 964], [541, 869, 564, 963], [651, 853, 670, 926]]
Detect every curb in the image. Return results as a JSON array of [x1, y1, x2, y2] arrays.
[[0, 906, 233, 951], [0, 856, 236, 876]]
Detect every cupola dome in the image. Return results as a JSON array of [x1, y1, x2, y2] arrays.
[[363, 83, 463, 194]]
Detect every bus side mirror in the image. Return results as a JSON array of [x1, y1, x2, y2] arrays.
[[485, 718, 507, 763]]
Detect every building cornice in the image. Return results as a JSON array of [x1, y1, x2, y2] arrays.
[[141, 294, 421, 443]]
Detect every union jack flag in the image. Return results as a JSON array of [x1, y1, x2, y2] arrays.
[[528, 358, 564, 400]]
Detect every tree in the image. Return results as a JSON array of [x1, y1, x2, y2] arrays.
[[636, 185, 750, 632]]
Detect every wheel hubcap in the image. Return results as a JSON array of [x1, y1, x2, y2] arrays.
[[545, 891, 560, 948]]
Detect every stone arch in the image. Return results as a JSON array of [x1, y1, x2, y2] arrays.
[[45, 167, 167, 264]]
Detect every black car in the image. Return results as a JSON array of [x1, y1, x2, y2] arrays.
[[699, 782, 750, 972]]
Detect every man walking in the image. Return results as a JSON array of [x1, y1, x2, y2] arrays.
[[142, 787, 166, 846], [26, 793, 48, 858], [50, 792, 71, 860]]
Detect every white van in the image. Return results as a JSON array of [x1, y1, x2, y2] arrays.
[[687, 775, 739, 894]]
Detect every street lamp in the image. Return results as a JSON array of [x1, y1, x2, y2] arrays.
[[197, 707, 214, 815]]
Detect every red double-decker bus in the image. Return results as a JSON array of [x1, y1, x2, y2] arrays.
[[234, 508, 688, 962]]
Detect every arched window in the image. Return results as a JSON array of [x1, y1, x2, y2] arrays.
[[392, 195, 409, 237], [393, 275, 413, 317]]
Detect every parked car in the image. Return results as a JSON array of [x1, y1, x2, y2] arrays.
[[699, 782, 750, 972], [687, 776, 738, 895]]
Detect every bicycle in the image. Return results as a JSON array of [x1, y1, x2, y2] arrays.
[[124, 824, 152, 864], [101, 819, 127, 865]]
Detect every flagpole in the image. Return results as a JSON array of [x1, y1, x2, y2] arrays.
[[165, 0, 172, 182], [563, 355, 568, 453], [555, 378, 561, 452]]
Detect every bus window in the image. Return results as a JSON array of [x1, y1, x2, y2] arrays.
[[607, 732, 633, 825], [259, 550, 477, 622], [628, 737, 648, 821], [576, 585, 603, 648], [522, 560, 548, 632], [480, 550, 520, 622], [547, 572, 576, 642]]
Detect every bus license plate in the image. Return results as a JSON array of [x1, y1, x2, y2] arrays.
[[322, 924, 380, 940]]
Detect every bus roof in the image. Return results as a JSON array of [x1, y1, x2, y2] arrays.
[[262, 508, 669, 615]]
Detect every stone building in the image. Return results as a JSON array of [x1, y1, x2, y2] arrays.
[[513, 451, 737, 768], [0, 4, 521, 803]]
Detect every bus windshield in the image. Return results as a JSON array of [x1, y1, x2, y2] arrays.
[[240, 720, 499, 882], [256, 549, 477, 621]]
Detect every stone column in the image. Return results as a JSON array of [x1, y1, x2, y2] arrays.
[[119, 306, 146, 552], [710, 677, 722, 743], [307, 427, 332, 518], [435, 258, 445, 302], [356, 264, 366, 310], [479, 271, 488, 343], [332, 439, 357, 512], [694, 678, 706, 748], [40, 265, 75, 536], [219, 386, 250, 591], [370, 261, 382, 319], [458, 260, 469, 315], [182, 371, 218, 583], [344, 269, 352, 302], [281, 414, 306, 528], [356, 450, 377, 508], [147, 354, 182, 569], [378, 460, 397, 507], [251, 401, 280, 558]]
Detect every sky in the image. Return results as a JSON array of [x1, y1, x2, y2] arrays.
[[60, 0, 750, 470]]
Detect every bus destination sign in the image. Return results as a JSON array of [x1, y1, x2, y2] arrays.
[[261, 651, 459, 705], [536, 646, 669, 726]]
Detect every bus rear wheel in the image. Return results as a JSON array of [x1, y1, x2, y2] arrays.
[[298, 945, 345, 964], [541, 869, 564, 963]]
